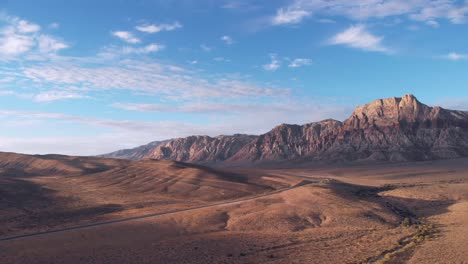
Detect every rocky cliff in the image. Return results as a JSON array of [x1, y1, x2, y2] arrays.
[[101, 94, 468, 163], [145, 134, 257, 163], [98, 140, 169, 160]]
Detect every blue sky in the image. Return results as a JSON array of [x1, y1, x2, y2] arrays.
[[1, 0, 468, 155]]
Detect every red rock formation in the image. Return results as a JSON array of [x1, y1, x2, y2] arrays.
[[101, 95, 468, 163]]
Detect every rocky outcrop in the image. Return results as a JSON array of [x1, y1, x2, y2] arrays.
[[98, 140, 169, 160], [324, 94, 468, 161], [146, 134, 257, 163], [101, 94, 468, 163], [231, 94, 468, 162], [228, 119, 342, 162]]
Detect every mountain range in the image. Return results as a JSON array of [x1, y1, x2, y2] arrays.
[[100, 94, 468, 164]]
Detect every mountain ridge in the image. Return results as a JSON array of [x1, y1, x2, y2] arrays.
[[100, 94, 468, 163]]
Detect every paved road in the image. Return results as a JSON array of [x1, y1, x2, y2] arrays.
[[0, 180, 314, 242]]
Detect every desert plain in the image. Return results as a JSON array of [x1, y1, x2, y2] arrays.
[[1, 152, 468, 264]]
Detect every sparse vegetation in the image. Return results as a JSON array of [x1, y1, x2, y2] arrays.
[[375, 241, 416, 264], [401, 217, 412, 227], [368, 222, 437, 264]]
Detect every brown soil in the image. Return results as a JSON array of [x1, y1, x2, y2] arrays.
[[1, 154, 468, 263]]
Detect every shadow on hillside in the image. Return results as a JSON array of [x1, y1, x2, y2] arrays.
[[165, 160, 276, 190], [325, 180, 455, 222], [0, 177, 123, 236], [37, 155, 124, 175]]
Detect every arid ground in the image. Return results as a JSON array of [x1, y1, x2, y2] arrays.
[[1, 153, 468, 263]]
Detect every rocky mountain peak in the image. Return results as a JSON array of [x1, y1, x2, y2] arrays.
[[101, 94, 468, 163], [344, 94, 434, 129]]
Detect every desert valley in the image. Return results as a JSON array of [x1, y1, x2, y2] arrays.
[[1, 95, 468, 263]]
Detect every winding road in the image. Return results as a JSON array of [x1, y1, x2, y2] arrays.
[[0, 180, 314, 242]]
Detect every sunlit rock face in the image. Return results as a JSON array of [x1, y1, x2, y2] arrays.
[[102, 95, 468, 163]]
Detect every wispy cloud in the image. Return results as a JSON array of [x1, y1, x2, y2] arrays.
[[37, 35, 68, 53], [33, 91, 87, 102], [221, 35, 234, 45], [112, 102, 262, 114], [16, 19, 41, 33], [426, 20, 440, 27], [271, 0, 468, 27], [135, 21, 182, 33], [0, 88, 86, 102], [221, 1, 260, 12], [0, 100, 352, 155], [17, 57, 288, 101], [329, 24, 388, 53], [272, 8, 311, 25], [262, 55, 312, 70], [288, 58, 312, 68], [111, 101, 351, 119], [111, 31, 140, 44], [262, 54, 281, 71], [213, 56, 230, 62], [444, 52, 468, 61], [122, 44, 165, 54]]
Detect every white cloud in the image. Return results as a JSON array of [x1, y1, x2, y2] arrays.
[[111, 101, 350, 118], [221, 35, 234, 44], [135, 21, 182, 33], [445, 52, 468, 60], [330, 24, 388, 52], [33, 91, 87, 102], [17, 19, 41, 33], [288, 58, 312, 68], [272, 0, 468, 26], [112, 102, 250, 113], [17, 57, 288, 101], [122, 44, 165, 54], [0, 32, 35, 55], [272, 7, 311, 25], [37, 35, 68, 53], [111, 31, 140, 44], [426, 20, 440, 27], [0, 14, 68, 58], [262, 54, 281, 71], [410, 3, 468, 24]]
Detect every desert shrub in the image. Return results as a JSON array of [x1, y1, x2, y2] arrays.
[[401, 217, 411, 227]]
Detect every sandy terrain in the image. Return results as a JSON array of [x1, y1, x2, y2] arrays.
[[1, 154, 468, 263]]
